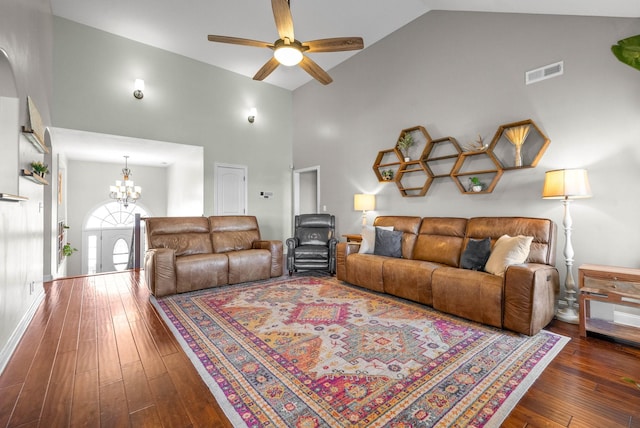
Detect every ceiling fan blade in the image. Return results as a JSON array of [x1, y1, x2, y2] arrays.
[[271, 0, 295, 41], [299, 56, 333, 85], [253, 57, 280, 81], [207, 35, 272, 49], [304, 37, 364, 53]]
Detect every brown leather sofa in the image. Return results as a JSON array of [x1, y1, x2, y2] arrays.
[[337, 216, 559, 336], [144, 216, 283, 297]]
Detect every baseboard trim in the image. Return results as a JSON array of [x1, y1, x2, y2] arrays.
[[0, 289, 45, 375]]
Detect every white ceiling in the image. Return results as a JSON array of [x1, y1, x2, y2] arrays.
[[51, 0, 640, 91], [48, 0, 639, 165]]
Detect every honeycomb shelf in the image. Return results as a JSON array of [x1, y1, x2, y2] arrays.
[[372, 120, 549, 197]]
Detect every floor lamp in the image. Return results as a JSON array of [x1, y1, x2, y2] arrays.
[[542, 169, 592, 324], [354, 194, 375, 226]]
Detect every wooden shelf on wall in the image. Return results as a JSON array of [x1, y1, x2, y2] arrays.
[[21, 169, 49, 185], [22, 126, 49, 154], [0, 193, 28, 202]]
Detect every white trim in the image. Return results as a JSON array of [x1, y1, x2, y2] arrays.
[[0, 289, 45, 375], [292, 165, 320, 217]]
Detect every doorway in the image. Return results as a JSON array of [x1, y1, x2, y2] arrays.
[[293, 166, 320, 216], [82, 201, 150, 274], [214, 163, 248, 215]]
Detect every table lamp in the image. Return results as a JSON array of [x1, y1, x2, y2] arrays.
[[354, 194, 375, 226]]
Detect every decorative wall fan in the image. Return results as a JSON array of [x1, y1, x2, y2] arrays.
[[207, 0, 364, 85]]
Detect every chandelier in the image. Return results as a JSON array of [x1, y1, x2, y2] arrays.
[[109, 156, 141, 208]]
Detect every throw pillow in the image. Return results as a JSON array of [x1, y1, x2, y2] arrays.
[[485, 234, 534, 276], [460, 238, 491, 271], [374, 228, 403, 258], [358, 225, 393, 254]]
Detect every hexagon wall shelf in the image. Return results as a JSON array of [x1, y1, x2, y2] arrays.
[[489, 119, 550, 170], [372, 119, 549, 197]]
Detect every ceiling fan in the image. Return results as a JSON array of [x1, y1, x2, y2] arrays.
[[207, 0, 364, 85]]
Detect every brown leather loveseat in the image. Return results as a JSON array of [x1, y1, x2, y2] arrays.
[[144, 216, 283, 297], [337, 216, 559, 336]]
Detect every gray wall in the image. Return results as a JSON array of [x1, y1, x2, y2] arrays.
[[52, 17, 294, 241], [293, 11, 640, 276], [0, 0, 53, 371]]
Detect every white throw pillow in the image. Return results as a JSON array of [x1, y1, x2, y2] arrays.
[[358, 225, 393, 254], [484, 234, 533, 276]]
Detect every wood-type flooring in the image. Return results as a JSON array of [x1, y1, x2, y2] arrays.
[[0, 270, 639, 427]]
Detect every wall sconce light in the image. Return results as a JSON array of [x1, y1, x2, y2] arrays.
[[133, 79, 144, 99], [248, 107, 257, 123], [354, 193, 376, 226]]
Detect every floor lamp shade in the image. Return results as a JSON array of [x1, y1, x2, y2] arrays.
[[354, 194, 375, 226], [542, 169, 592, 199], [542, 168, 591, 324]]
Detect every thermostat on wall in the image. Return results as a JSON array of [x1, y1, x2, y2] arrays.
[[260, 191, 273, 199]]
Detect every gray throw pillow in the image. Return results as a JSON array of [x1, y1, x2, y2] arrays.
[[460, 238, 491, 271], [374, 228, 403, 258]]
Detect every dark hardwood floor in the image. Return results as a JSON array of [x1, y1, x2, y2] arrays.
[[0, 270, 639, 427]]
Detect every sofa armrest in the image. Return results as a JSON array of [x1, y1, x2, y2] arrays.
[[328, 237, 338, 274], [144, 248, 177, 297], [285, 238, 298, 274], [253, 240, 284, 277], [336, 241, 361, 280], [503, 263, 560, 335]]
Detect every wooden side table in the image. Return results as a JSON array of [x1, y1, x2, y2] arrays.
[[342, 234, 362, 243], [578, 264, 640, 345]]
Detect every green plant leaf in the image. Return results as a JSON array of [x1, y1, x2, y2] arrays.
[[611, 35, 640, 71]]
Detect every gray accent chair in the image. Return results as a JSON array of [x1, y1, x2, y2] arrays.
[[286, 214, 338, 275]]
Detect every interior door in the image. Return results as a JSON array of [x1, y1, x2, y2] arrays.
[[215, 163, 247, 215]]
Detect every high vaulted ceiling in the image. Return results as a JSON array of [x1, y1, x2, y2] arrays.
[[51, 0, 640, 91]]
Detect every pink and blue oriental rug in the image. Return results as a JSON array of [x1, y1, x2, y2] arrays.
[[152, 275, 568, 427]]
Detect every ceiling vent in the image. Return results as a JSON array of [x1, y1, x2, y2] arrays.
[[525, 61, 564, 85]]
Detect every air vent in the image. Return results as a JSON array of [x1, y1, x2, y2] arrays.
[[525, 61, 564, 85]]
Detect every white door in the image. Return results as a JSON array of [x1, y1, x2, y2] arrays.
[[100, 228, 133, 272], [215, 163, 247, 215]]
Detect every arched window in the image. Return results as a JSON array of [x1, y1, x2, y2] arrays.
[[83, 202, 151, 274]]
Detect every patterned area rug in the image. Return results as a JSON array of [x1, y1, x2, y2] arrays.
[[152, 276, 568, 427]]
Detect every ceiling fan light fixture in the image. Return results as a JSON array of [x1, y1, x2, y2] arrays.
[[274, 45, 303, 66]]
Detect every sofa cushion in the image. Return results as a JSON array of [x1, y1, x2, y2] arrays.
[[372, 216, 422, 259], [432, 267, 504, 328], [485, 234, 533, 276], [460, 238, 491, 271], [382, 258, 441, 305], [358, 225, 393, 254], [374, 228, 403, 258], [145, 217, 213, 256], [175, 253, 229, 293], [228, 249, 271, 284], [413, 217, 468, 266], [466, 217, 556, 265], [209, 216, 261, 252]]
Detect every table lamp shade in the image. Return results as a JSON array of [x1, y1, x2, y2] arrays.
[[354, 194, 375, 212], [542, 169, 592, 199]]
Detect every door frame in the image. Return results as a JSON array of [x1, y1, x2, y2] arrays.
[[292, 165, 320, 216], [214, 162, 248, 216]]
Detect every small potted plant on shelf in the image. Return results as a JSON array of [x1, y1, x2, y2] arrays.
[[469, 177, 484, 192], [30, 161, 49, 177], [381, 169, 394, 181], [397, 133, 415, 161]]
